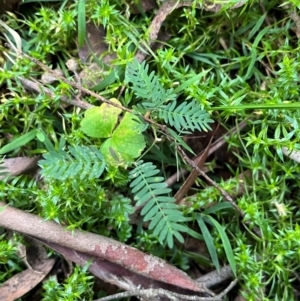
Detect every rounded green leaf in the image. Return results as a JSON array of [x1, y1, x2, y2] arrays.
[[80, 98, 122, 138], [100, 139, 122, 165], [112, 113, 145, 161], [100, 113, 146, 165]]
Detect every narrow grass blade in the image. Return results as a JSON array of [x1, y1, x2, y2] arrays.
[[0, 130, 37, 155], [197, 215, 220, 271], [205, 215, 237, 276], [77, 0, 86, 48]]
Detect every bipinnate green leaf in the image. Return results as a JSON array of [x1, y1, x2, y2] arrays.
[[125, 59, 214, 133], [100, 113, 146, 165], [39, 145, 105, 181], [158, 100, 213, 132], [125, 58, 176, 105], [80, 98, 122, 138], [129, 160, 187, 248]]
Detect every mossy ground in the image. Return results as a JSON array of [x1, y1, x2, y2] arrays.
[[1, 0, 300, 300]]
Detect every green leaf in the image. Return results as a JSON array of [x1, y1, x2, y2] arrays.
[[92, 68, 119, 91], [40, 130, 55, 152], [197, 215, 220, 271], [252, 26, 269, 48], [129, 161, 186, 248], [205, 215, 237, 276], [158, 100, 213, 132], [125, 58, 176, 105], [202, 202, 234, 215], [245, 47, 257, 80], [172, 230, 184, 244], [100, 113, 146, 164], [172, 70, 211, 94], [248, 13, 266, 40], [0, 20, 22, 52], [80, 98, 122, 138], [0, 130, 37, 154], [185, 227, 204, 240], [36, 130, 45, 142], [77, 0, 86, 48], [39, 145, 105, 181], [167, 128, 195, 154]]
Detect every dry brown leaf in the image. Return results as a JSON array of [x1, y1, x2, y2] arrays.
[[0, 239, 55, 301], [0, 157, 39, 180], [79, 23, 115, 64]]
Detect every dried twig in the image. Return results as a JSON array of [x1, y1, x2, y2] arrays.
[[197, 265, 234, 288], [136, 0, 246, 62], [18, 77, 92, 110], [0, 201, 212, 296], [174, 127, 217, 202], [0, 156, 39, 180], [92, 288, 220, 301], [92, 279, 238, 301], [166, 121, 248, 187]]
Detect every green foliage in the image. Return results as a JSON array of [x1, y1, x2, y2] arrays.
[[81, 101, 146, 165], [77, 0, 86, 48], [0, 234, 25, 283], [39, 145, 106, 181], [125, 58, 177, 106], [2, 0, 300, 299], [42, 264, 94, 301], [0, 175, 38, 208], [0, 130, 37, 155], [36, 174, 134, 241], [201, 214, 236, 276], [125, 59, 214, 133], [99, 112, 146, 165], [81, 99, 122, 138], [129, 161, 188, 248], [157, 100, 213, 132], [25, 5, 77, 55]]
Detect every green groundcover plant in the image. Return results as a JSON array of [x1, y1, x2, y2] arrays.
[[1, 0, 300, 300]]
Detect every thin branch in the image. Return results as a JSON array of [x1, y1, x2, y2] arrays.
[[8, 45, 170, 132], [165, 121, 248, 187], [197, 265, 233, 288], [174, 127, 217, 202], [18, 77, 92, 110], [92, 288, 221, 301], [92, 279, 238, 301]]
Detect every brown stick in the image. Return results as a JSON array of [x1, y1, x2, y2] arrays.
[[0, 202, 210, 294], [174, 127, 217, 202], [19, 77, 92, 110]]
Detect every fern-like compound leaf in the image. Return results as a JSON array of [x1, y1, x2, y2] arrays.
[[125, 59, 176, 106], [39, 145, 105, 181], [129, 160, 187, 248], [158, 100, 214, 132], [125, 59, 214, 133]]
